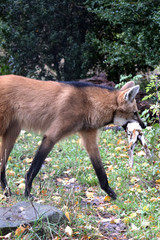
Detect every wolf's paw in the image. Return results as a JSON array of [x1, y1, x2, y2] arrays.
[[106, 186, 117, 200]]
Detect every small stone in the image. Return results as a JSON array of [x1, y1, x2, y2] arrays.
[[0, 201, 66, 232]]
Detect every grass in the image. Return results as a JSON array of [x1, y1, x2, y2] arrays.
[[0, 127, 160, 239]]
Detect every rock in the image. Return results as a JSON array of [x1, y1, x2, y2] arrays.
[[0, 201, 66, 231]]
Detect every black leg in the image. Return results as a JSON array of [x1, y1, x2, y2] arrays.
[[25, 136, 54, 197], [91, 160, 117, 199], [79, 129, 117, 200], [0, 121, 20, 195]]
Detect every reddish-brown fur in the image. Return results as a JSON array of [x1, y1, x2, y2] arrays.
[[0, 75, 145, 199]]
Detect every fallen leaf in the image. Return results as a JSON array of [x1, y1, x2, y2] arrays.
[[81, 235, 91, 240], [110, 218, 120, 224], [41, 189, 47, 196], [15, 225, 29, 236], [45, 157, 52, 162], [15, 190, 20, 195], [7, 170, 15, 176], [18, 183, 25, 189], [65, 226, 73, 236], [108, 205, 120, 212], [123, 217, 130, 223], [117, 139, 125, 145], [150, 197, 160, 202], [115, 147, 121, 151], [131, 223, 139, 231], [15, 179, 25, 185], [148, 216, 154, 222], [107, 165, 113, 171], [108, 143, 114, 146], [23, 158, 33, 164], [155, 179, 160, 184], [136, 150, 145, 156], [119, 154, 129, 158], [104, 195, 111, 202], [8, 156, 12, 161], [86, 191, 94, 198], [143, 205, 149, 211], [129, 212, 137, 218], [65, 211, 71, 222]]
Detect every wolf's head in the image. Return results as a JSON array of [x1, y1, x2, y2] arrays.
[[114, 81, 146, 129]]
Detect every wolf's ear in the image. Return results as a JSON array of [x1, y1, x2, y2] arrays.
[[124, 85, 140, 102], [120, 81, 135, 90]]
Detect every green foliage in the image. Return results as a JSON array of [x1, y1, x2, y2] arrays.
[[1, 1, 160, 81], [115, 74, 142, 88], [85, 0, 160, 82], [0, 0, 90, 80], [141, 75, 160, 161], [142, 75, 160, 124]]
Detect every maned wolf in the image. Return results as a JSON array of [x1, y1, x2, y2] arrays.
[[0, 75, 145, 199]]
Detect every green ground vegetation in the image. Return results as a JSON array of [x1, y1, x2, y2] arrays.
[[0, 126, 159, 239]]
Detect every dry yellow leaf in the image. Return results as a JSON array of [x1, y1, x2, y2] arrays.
[[117, 139, 125, 145], [110, 218, 120, 224], [156, 179, 160, 184], [65, 211, 71, 222], [15, 190, 20, 195], [15, 225, 29, 236], [104, 195, 111, 202], [148, 216, 154, 222], [108, 205, 120, 211], [108, 165, 113, 171], [143, 205, 149, 211], [115, 147, 121, 151], [108, 143, 114, 146], [123, 217, 130, 223], [119, 154, 129, 158], [156, 232, 160, 238]]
